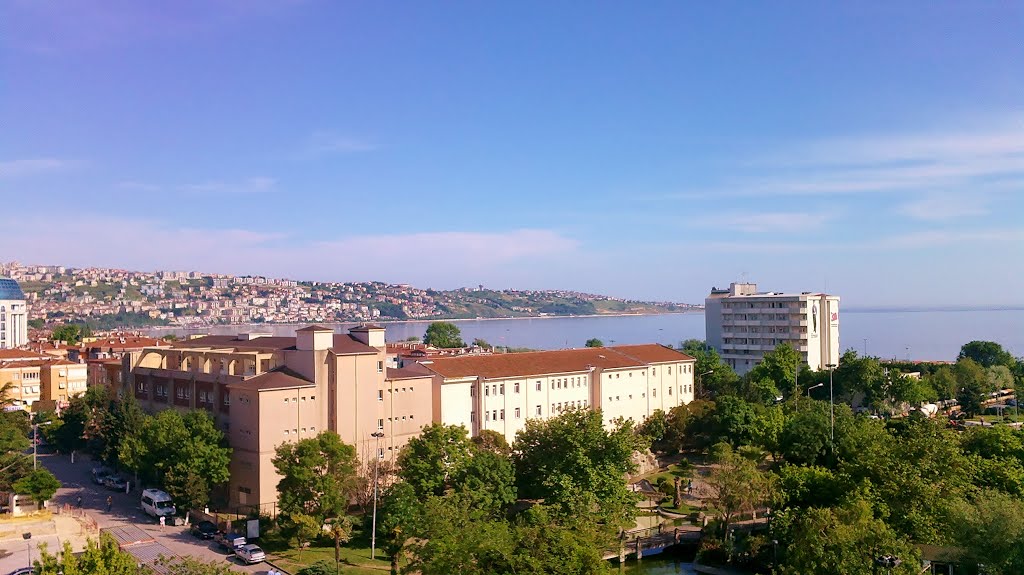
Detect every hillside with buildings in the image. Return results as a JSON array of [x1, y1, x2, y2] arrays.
[[1, 261, 696, 329]]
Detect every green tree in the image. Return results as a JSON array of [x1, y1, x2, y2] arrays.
[[584, 338, 604, 347], [953, 490, 1024, 575], [0, 400, 31, 491], [14, 467, 62, 507], [273, 430, 358, 528], [679, 340, 741, 399], [747, 343, 800, 400], [471, 429, 511, 455], [638, 409, 668, 449], [959, 340, 1016, 369], [423, 322, 465, 348], [775, 498, 919, 575], [397, 423, 474, 498], [102, 392, 146, 469], [955, 358, 990, 416], [924, 366, 958, 400], [51, 323, 89, 345], [34, 535, 138, 575], [159, 556, 237, 575], [378, 482, 427, 575], [749, 403, 786, 460], [987, 364, 1015, 391], [706, 446, 771, 536], [455, 449, 517, 517], [472, 338, 492, 349], [326, 516, 354, 573], [513, 409, 641, 528]]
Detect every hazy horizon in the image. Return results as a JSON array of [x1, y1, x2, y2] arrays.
[[2, 2, 1022, 307]]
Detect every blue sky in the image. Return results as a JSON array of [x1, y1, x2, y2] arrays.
[[1, 1, 1022, 307]]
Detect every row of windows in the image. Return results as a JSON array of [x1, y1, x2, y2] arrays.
[[283, 395, 315, 402], [21, 386, 40, 395], [10, 372, 40, 380], [283, 426, 316, 436], [378, 386, 415, 400], [377, 415, 417, 429], [607, 384, 693, 402]]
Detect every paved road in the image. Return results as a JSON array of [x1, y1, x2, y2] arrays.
[[6, 452, 274, 574]]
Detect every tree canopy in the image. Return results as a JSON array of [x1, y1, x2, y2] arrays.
[[959, 340, 1017, 369], [423, 321, 465, 348]]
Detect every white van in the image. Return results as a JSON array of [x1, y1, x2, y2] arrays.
[[141, 489, 176, 518]]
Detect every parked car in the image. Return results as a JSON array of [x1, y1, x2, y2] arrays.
[[235, 544, 266, 564], [140, 488, 176, 518], [191, 520, 218, 540], [214, 531, 247, 551], [6, 568, 35, 575], [91, 466, 112, 485], [103, 474, 128, 491]]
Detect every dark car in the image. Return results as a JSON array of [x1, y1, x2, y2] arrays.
[[103, 474, 128, 491], [91, 466, 112, 485], [191, 520, 218, 540], [6, 568, 35, 575]]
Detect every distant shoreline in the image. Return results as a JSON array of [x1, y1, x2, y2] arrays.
[[147, 310, 705, 334]]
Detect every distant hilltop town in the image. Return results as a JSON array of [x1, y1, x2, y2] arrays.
[[1, 261, 697, 329]]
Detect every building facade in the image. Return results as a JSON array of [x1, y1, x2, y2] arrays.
[[705, 282, 840, 375], [0, 349, 88, 412], [0, 278, 29, 349], [122, 325, 696, 509], [421, 344, 697, 446], [124, 325, 434, 509]]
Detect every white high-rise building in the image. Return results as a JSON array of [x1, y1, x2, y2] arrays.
[[705, 282, 840, 375], [0, 277, 29, 349]]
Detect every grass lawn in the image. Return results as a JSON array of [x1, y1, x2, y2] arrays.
[[642, 463, 692, 486], [260, 526, 393, 575]]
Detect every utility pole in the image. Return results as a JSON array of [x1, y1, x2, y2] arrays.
[[370, 431, 385, 560]]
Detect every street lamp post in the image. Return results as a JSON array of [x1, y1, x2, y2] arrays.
[[826, 364, 837, 452], [33, 420, 51, 470], [370, 431, 385, 560], [807, 382, 824, 400], [697, 370, 713, 400], [23, 532, 31, 569]]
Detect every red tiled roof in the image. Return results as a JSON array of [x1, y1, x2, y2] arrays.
[[421, 345, 694, 380], [330, 334, 378, 355], [609, 344, 695, 364], [226, 368, 314, 391], [171, 335, 298, 351], [0, 349, 51, 361], [386, 365, 433, 380]]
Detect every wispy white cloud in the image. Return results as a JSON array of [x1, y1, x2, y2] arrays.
[[116, 176, 277, 195], [671, 118, 1024, 200], [0, 157, 76, 177], [897, 193, 989, 221], [700, 211, 838, 233], [0, 214, 578, 287], [693, 227, 1024, 254], [301, 132, 378, 158]]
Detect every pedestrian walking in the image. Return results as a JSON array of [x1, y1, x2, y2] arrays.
[[159, 516, 165, 530], [106, 495, 112, 512], [76, 495, 83, 508]]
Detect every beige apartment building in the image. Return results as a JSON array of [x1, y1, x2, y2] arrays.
[[420, 344, 697, 446], [0, 349, 88, 412], [705, 282, 840, 375], [124, 325, 433, 509]]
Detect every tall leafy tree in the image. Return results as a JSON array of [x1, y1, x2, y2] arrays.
[[706, 446, 772, 536], [959, 340, 1016, 369], [273, 430, 358, 528], [0, 403, 31, 491], [955, 358, 990, 416], [679, 339, 741, 398], [14, 467, 62, 507], [397, 423, 474, 498], [34, 535, 138, 575], [423, 322, 465, 348], [378, 482, 428, 575], [747, 343, 801, 400], [512, 409, 641, 527], [953, 490, 1024, 575], [584, 338, 604, 347]]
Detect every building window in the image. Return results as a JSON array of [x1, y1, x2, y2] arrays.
[[470, 387, 475, 397], [377, 361, 384, 373], [377, 419, 384, 430], [536, 405, 542, 416], [668, 367, 672, 375], [536, 381, 541, 391], [485, 411, 490, 421], [470, 411, 475, 422], [499, 384, 505, 395], [668, 387, 672, 395], [515, 407, 521, 418], [514, 382, 520, 393], [378, 448, 385, 460], [492, 410, 497, 421], [378, 390, 384, 401], [500, 409, 505, 420], [652, 389, 657, 397], [485, 386, 490, 396]]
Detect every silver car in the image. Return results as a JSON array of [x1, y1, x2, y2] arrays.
[[235, 543, 266, 564]]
